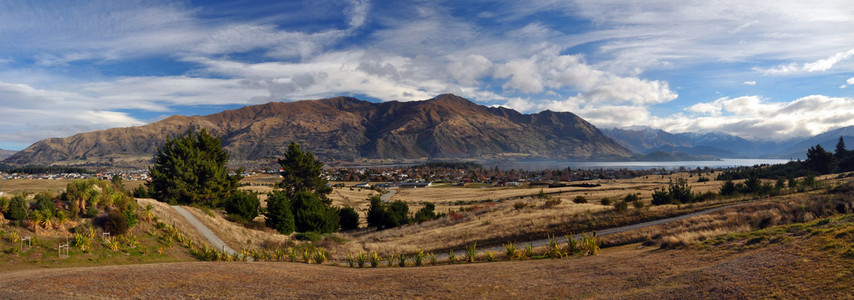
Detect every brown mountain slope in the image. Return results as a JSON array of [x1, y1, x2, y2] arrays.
[[3, 94, 630, 167]]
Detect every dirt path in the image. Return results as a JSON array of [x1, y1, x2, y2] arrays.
[[172, 206, 236, 255]]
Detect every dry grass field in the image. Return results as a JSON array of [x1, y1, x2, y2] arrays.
[[1, 214, 851, 299]]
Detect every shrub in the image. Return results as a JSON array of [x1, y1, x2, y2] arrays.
[[504, 242, 517, 260], [513, 201, 527, 210], [465, 242, 477, 263], [366, 197, 409, 230], [523, 243, 534, 259], [624, 193, 639, 203], [414, 250, 424, 266], [573, 196, 588, 204], [484, 250, 495, 261], [413, 202, 436, 222], [6, 195, 28, 221], [397, 253, 407, 267], [613, 200, 628, 213], [447, 249, 457, 264], [370, 252, 381, 268], [544, 198, 562, 207], [291, 191, 339, 233], [33, 193, 56, 215], [633, 199, 644, 210], [426, 252, 437, 265], [132, 185, 150, 198], [338, 206, 360, 230], [720, 179, 737, 196], [294, 231, 322, 242], [225, 190, 260, 222], [599, 197, 612, 206], [265, 190, 295, 234], [102, 208, 129, 236]]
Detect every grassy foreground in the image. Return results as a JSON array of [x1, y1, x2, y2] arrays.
[[0, 214, 851, 298]]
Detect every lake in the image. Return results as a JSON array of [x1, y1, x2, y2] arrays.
[[484, 158, 794, 171]]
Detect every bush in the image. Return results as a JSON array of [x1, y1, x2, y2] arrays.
[[600, 197, 612, 206], [720, 180, 737, 196], [413, 203, 436, 222], [294, 231, 322, 242], [573, 196, 587, 204], [624, 194, 639, 203], [544, 198, 562, 207], [613, 200, 628, 213], [291, 191, 339, 233], [132, 185, 150, 198], [513, 201, 527, 210], [633, 199, 644, 209], [6, 195, 28, 221], [366, 197, 409, 230], [102, 208, 129, 236], [225, 190, 260, 222], [338, 206, 360, 230], [265, 191, 295, 234], [34, 192, 56, 215]]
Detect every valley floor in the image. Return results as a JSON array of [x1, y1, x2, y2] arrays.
[[1, 217, 851, 299]]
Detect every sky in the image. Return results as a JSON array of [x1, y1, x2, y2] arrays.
[[0, 0, 853, 150]]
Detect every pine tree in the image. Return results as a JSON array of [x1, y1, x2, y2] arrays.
[[836, 137, 847, 159], [265, 191, 295, 234], [147, 128, 241, 207], [277, 142, 332, 204]]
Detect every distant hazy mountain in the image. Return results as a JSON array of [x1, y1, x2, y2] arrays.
[[603, 127, 786, 158], [3, 94, 631, 168], [0, 149, 16, 160], [783, 125, 854, 159]]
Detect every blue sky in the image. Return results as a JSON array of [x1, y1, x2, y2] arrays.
[[0, 0, 853, 150]]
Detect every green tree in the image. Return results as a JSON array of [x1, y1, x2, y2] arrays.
[[34, 192, 56, 215], [290, 191, 339, 233], [277, 142, 332, 204], [265, 191, 295, 235], [413, 202, 436, 222], [836, 137, 847, 160], [6, 195, 28, 221], [225, 190, 260, 222], [147, 128, 241, 207], [366, 196, 386, 229], [338, 206, 360, 230], [805, 144, 836, 174], [720, 179, 737, 196]]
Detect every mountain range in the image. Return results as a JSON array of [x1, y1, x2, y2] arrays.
[[4, 93, 853, 169], [0, 149, 16, 160], [601, 126, 854, 160], [3, 94, 631, 168]]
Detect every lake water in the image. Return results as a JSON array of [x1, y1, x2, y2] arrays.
[[484, 158, 794, 171]]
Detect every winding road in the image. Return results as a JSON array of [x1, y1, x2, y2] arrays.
[[171, 206, 236, 256]]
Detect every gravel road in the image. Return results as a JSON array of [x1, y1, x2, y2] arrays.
[[171, 205, 236, 255]]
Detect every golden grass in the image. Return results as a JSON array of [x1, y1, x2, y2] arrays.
[[0, 178, 145, 196], [179, 205, 292, 251]]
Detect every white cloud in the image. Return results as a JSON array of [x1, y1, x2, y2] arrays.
[[848, 77, 854, 85], [494, 48, 677, 105], [842, 85, 847, 89], [757, 49, 854, 75], [744, 81, 756, 85], [658, 95, 854, 140]]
